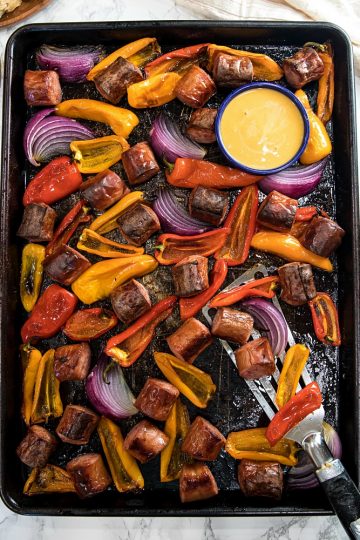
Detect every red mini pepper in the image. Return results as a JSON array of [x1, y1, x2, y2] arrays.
[[21, 284, 78, 343], [308, 292, 341, 346], [215, 185, 258, 266], [266, 381, 323, 446], [166, 158, 261, 190], [23, 156, 82, 206], [144, 43, 209, 77], [210, 275, 279, 308], [45, 200, 91, 256], [180, 259, 228, 320], [295, 206, 318, 222], [155, 228, 229, 265], [105, 296, 177, 367], [64, 308, 118, 341]]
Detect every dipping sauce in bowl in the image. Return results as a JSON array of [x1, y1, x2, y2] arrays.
[[216, 82, 309, 175]]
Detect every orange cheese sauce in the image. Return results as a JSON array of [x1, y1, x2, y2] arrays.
[[220, 87, 305, 171]]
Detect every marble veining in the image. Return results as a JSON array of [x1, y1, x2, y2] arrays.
[[0, 0, 356, 539]]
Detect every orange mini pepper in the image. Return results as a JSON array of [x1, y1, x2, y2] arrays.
[[127, 72, 181, 108], [210, 275, 279, 308]]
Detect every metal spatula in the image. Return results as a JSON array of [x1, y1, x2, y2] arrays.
[[203, 264, 360, 539]]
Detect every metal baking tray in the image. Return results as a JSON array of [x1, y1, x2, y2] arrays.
[[0, 21, 359, 517]]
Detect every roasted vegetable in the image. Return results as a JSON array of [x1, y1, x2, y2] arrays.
[[71, 135, 129, 174], [275, 344, 310, 408], [89, 191, 144, 234], [161, 399, 191, 482], [64, 308, 118, 341], [20, 243, 46, 312], [210, 275, 278, 308], [21, 345, 42, 425], [145, 43, 209, 77], [45, 200, 91, 256], [127, 72, 181, 108], [308, 292, 341, 346], [316, 43, 334, 124], [23, 464, 76, 496], [31, 349, 63, 424], [77, 228, 144, 258]]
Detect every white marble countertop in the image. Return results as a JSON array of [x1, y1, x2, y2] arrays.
[[0, 1, 357, 539]]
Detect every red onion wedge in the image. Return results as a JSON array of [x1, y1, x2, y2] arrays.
[[153, 189, 213, 235], [86, 354, 138, 420], [36, 44, 105, 83], [24, 108, 94, 166], [241, 297, 288, 357], [259, 159, 327, 198], [150, 114, 206, 162]]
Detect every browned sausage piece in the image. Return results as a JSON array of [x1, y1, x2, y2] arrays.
[[117, 202, 161, 246], [283, 47, 324, 89], [212, 53, 253, 87], [171, 255, 209, 298], [43, 245, 91, 286], [175, 66, 216, 109], [235, 337, 275, 380], [123, 420, 169, 463], [238, 460, 283, 500], [186, 108, 217, 144], [17, 203, 57, 242], [66, 453, 112, 498], [189, 185, 229, 226], [56, 405, 99, 445], [166, 317, 213, 364], [257, 191, 298, 232], [180, 462, 219, 503], [211, 307, 253, 345], [93, 56, 143, 104], [16, 425, 57, 468], [278, 262, 317, 306], [54, 342, 91, 382], [181, 416, 225, 461], [79, 169, 130, 210], [122, 142, 160, 185], [299, 215, 345, 258], [134, 378, 179, 421], [110, 279, 151, 325], [24, 70, 62, 106]]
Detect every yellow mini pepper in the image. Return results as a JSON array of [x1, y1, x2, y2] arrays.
[[154, 351, 216, 409], [127, 72, 182, 108], [23, 465, 76, 496], [161, 399, 191, 482], [275, 344, 310, 409], [71, 135, 129, 174], [317, 44, 334, 124], [87, 37, 160, 80], [21, 345, 42, 426], [71, 254, 157, 304], [89, 191, 144, 234], [31, 349, 63, 424], [77, 228, 144, 258], [251, 231, 333, 272], [98, 416, 144, 492], [20, 243, 46, 312], [295, 89, 332, 164], [56, 99, 139, 138], [226, 427, 298, 466]]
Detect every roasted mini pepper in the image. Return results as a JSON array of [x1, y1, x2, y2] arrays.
[[225, 427, 298, 466], [295, 206, 318, 222], [45, 200, 91, 256], [215, 185, 258, 266], [23, 464, 76, 496], [310, 42, 334, 124], [207, 44, 284, 81], [71, 254, 157, 304], [180, 259, 228, 319], [64, 308, 118, 341], [154, 351, 216, 409], [145, 43, 209, 77], [295, 89, 332, 165], [21, 345, 42, 425], [98, 416, 144, 492], [21, 284, 78, 343], [166, 158, 261, 189], [308, 292, 341, 346], [71, 135, 130, 174], [56, 99, 139, 138], [266, 381, 322, 446], [31, 349, 63, 424], [105, 296, 177, 366], [155, 228, 229, 266], [210, 275, 279, 308], [87, 37, 160, 80], [23, 156, 82, 206], [275, 344, 310, 409], [127, 72, 182, 108], [161, 399, 191, 482], [77, 228, 144, 258], [20, 243, 46, 312], [251, 231, 333, 272], [89, 191, 144, 234]]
